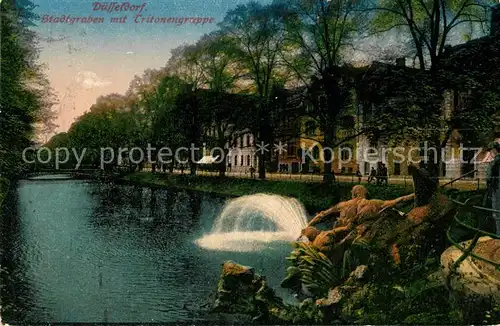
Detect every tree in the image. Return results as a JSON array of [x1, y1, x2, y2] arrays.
[[365, 0, 496, 177], [368, 0, 494, 71], [199, 90, 258, 176], [0, 0, 55, 178], [148, 75, 190, 170], [166, 44, 205, 90], [280, 0, 367, 182], [219, 1, 289, 179], [181, 31, 256, 176], [355, 62, 442, 145], [439, 32, 500, 146], [172, 84, 208, 175], [64, 94, 141, 170], [193, 31, 242, 92], [125, 68, 169, 100]]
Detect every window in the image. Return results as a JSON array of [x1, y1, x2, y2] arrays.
[[234, 156, 238, 166], [247, 155, 251, 166], [239, 137, 243, 148], [394, 161, 401, 175], [341, 145, 352, 161], [254, 156, 258, 166], [368, 141, 377, 154], [240, 156, 243, 166], [246, 134, 251, 146]]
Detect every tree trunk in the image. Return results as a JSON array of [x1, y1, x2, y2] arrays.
[[257, 114, 270, 179], [323, 130, 336, 184], [258, 152, 266, 179], [428, 73, 444, 184], [218, 144, 228, 177], [218, 156, 227, 177]]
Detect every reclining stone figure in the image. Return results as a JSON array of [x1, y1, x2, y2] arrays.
[[300, 164, 454, 264], [301, 185, 414, 257]]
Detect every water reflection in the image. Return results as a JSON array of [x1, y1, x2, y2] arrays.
[[0, 180, 293, 323]]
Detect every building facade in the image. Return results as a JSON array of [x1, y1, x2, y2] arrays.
[[275, 87, 360, 174], [226, 130, 258, 173]]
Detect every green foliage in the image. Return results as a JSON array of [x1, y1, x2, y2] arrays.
[[368, 0, 494, 69], [277, 298, 324, 323], [284, 242, 339, 297], [482, 304, 500, 324], [281, 0, 366, 74], [0, 0, 56, 178]]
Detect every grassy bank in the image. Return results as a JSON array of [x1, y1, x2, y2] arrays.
[[122, 172, 416, 212]]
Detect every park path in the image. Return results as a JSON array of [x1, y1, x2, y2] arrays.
[[143, 167, 485, 191]]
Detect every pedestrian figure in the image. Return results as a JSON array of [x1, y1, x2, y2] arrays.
[[376, 162, 383, 185], [249, 166, 256, 179], [161, 162, 167, 173], [381, 163, 388, 185], [355, 167, 362, 183], [228, 162, 232, 172], [367, 167, 376, 183], [180, 164, 185, 175]]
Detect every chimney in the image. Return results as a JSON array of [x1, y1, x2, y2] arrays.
[[396, 57, 406, 67], [491, 4, 500, 37]]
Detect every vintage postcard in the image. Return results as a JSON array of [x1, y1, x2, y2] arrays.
[[1, 0, 500, 324]]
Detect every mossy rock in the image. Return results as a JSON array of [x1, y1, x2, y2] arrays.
[[213, 261, 285, 320]]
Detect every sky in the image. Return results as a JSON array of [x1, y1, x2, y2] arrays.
[[30, 0, 493, 135], [31, 0, 270, 133]]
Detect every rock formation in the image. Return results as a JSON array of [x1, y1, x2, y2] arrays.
[[213, 261, 285, 321]]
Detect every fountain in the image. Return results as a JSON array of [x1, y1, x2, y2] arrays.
[[195, 194, 308, 252], [28, 174, 73, 180]]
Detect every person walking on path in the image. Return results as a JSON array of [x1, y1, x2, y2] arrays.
[[381, 163, 388, 185], [367, 167, 376, 183], [249, 166, 256, 179], [376, 162, 383, 185], [356, 167, 362, 183]]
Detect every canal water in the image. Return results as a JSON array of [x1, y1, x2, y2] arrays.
[[0, 178, 294, 323]]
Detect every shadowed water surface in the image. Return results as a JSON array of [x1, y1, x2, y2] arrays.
[[0, 179, 295, 323]]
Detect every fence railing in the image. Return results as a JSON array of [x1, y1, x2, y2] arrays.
[[446, 196, 499, 278]]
